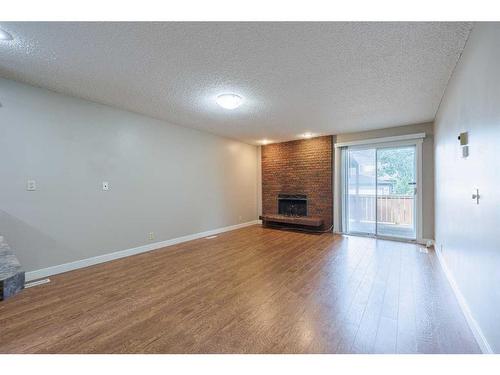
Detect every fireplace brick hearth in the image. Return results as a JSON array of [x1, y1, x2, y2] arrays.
[[261, 136, 333, 230]]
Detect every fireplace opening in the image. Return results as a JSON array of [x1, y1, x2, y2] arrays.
[[278, 194, 307, 217]]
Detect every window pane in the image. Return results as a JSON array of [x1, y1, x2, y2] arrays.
[[347, 148, 376, 235], [376, 146, 416, 239]]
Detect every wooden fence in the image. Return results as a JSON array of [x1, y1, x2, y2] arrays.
[[348, 195, 414, 225]]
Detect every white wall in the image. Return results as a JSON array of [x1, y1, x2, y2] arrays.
[[434, 23, 500, 353], [0, 78, 258, 273]]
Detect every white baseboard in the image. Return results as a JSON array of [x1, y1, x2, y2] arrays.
[[25, 220, 260, 282], [435, 245, 493, 354]]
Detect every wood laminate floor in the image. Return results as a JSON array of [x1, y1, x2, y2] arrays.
[[0, 225, 480, 353]]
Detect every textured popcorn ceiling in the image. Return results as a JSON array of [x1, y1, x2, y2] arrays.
[[0, 22, 472, 144]]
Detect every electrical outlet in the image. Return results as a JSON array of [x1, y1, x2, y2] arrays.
[[26, 180, 36, 191], [148, 232, 154, 240], [239, 215, 243, 222], [102, 181, 109, 191]]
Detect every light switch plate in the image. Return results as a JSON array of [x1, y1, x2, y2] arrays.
[[462, 145, 469, 158], [102, 181, 109, 191], [26, 180, 36, 191]]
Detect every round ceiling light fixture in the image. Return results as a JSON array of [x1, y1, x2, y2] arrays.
[[259, 139, 271, 145], [302, 132, 314, 139], [216, 93, 243, 110], [0, 28, 13, 41]]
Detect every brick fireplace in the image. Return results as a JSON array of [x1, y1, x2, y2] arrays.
[[261, 136, 333, 230]]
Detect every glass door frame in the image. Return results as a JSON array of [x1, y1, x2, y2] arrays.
[[340, 138, 423, 242]]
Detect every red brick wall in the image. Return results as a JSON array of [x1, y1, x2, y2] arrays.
[[261, 136, 333, 229]]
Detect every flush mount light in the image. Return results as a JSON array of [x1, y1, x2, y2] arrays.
[[259, 139, 271, 145], [216, 93, 243, 110], [302, 132, 314, 139], [0, 28, 13, 41]]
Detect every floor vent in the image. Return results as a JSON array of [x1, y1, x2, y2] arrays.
[[205, 235, 218, 239], [25, 278, 51, 288]]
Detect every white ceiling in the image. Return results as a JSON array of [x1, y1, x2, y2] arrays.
[[0, 22, 472, 144]]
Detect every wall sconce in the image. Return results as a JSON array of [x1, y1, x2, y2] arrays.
[[458, 132, 469, 158]]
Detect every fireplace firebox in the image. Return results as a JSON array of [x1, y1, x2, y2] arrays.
[[260, 193, 322, 228], [278, 194, 307, 217]]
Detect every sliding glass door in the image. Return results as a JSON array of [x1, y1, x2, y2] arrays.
[[344, 144, 417, 240], [346, 148, 377, 235]]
